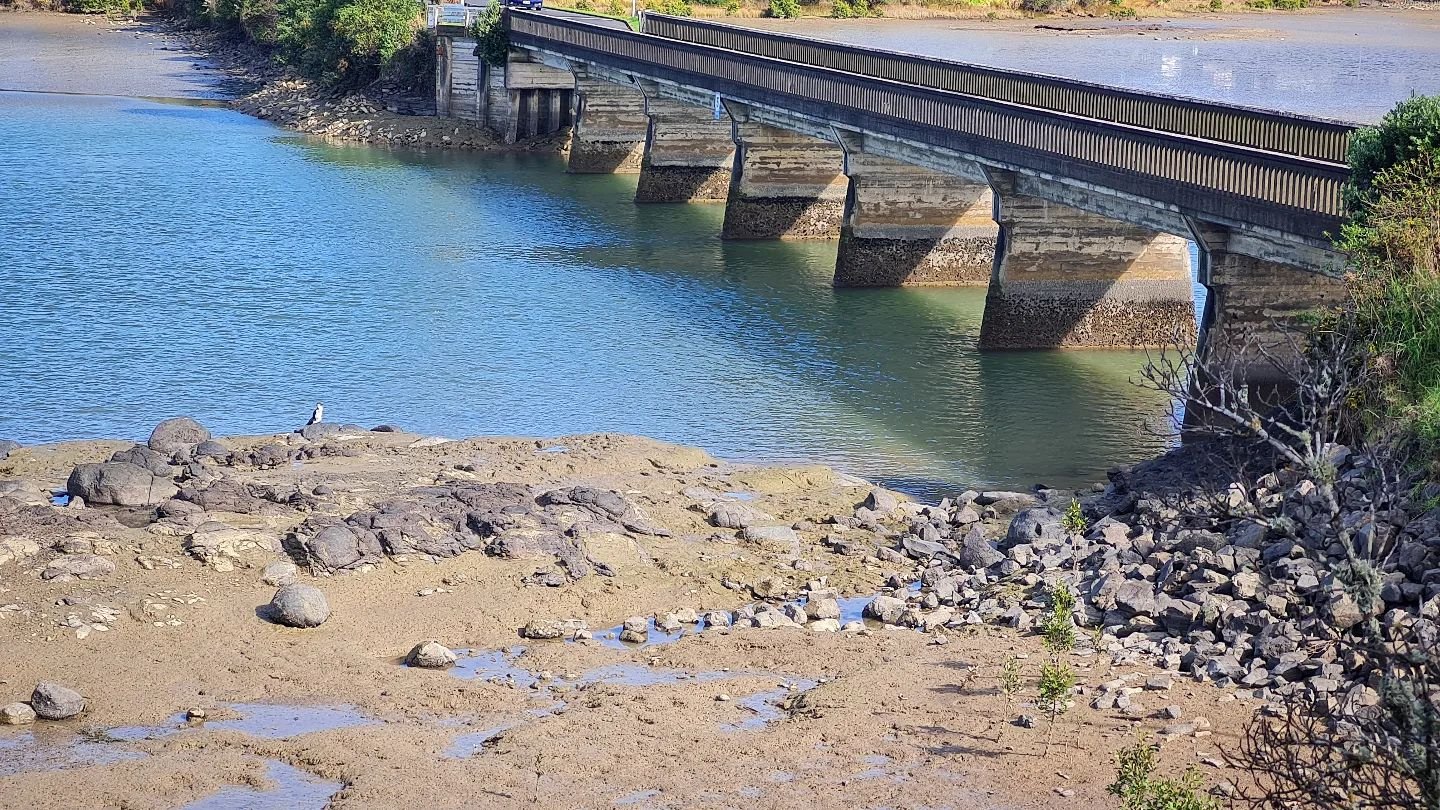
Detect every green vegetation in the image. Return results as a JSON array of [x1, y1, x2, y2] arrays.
[[650, 0, 694, 14], [1040, 583, 1077, 654], [1061, 499, 1086, 535], [831, 0, 879, 17], [1108, 735, 1222, 810], [1245, 0, 1305, 9], [69, 0, 143, 13], [470, 1, 508, 67], [767, 0, 801, 16], [1335, 96, 1440, 458], [173, 0, 428, 87]]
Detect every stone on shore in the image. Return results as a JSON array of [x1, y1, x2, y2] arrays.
[[740, 524, 799, 553], [259, 560, 298, 586], [30, 682, 86, 720], [148, 417, 211, 454], [956, 524, 1002, 569], [0, 439, 20, 461], [619, 616, 649, 643], [266, 584, 331, 628], [707, 501, 773, 530], [40, 554, 115, 581], [66, 462, 178, 507], [405, 641, 457, 669], [864, 595, 909, 625], [0, 702, 36, 725]]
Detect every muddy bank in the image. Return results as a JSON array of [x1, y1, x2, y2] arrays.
[[0, 422, 1255, 808]]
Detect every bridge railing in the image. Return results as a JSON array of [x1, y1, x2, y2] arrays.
[[426, 4, 484, 29], [641, 14, 1355, 166], [509, 10, 1346, 237]]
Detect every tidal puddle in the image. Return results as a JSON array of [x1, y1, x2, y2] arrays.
[[107, 702, 372, 743], [446, 704, 563, 758], [184, 759, 342, 809], [721, 680, 818, 732], [0, 729, 146, 776]]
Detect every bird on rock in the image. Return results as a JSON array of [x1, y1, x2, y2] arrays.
[[307, 402, 324, 426]]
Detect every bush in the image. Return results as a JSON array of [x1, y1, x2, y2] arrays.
[[1020, 0, 1071, 11], [723, 0, 739, 12], [1109, 735, 1221, 810], [1345, 96, 1440, 214], [69, 0, 144, 13], [830, 0, 871, 16], [605, 0, 626, 14], [470, 1, 508, 67], [648, 0, 692, 14], [767, 0, 799, 16], [332, 0, 421, 66]]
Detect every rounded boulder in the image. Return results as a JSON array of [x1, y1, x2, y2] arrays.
[[266, 584, 331, 628], [405, 641, 457, 669], [30, 682, 86, 720], [148, 417, 211, 454]]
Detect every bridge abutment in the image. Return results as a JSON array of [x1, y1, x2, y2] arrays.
[[979, 181, 1196, 349], [833, 147, 995, 287], [568, 70, 647, 174], [635, 94, 734, 203], [721, 119, 846, 240]]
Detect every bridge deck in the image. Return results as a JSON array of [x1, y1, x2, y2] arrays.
[[508, 10, 1347, 241]]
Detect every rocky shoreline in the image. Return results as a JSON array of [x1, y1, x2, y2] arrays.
[[4, 406, 1424, 805]]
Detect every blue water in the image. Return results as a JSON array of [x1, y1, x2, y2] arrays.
[[0, 90, 1180, 494]]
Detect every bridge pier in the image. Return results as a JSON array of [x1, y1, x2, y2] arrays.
[[635, 93, 734, 203], [568, 70, 647, 174], [979, 178, 1195, 349], [833, 146, 995, 287], [482, 52, 574, 143], [1191, 223, 1345, 386], [721, 118, 846, 240]]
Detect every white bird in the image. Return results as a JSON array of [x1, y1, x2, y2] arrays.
[[307, 403, 324, 426]]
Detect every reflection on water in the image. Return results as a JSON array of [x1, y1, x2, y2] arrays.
[[1, 91, 1180, 495], [740, 9, 1440, 121]]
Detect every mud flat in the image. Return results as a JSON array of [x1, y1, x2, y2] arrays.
[[0, 422, 1252, 809]]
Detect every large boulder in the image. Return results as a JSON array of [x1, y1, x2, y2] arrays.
[[66, 462, 178, 507], [537, 487, 670, 537], [707, 501, 773, 530], [30, 682, 85, 720], [864, 595, 909, 625], [265, 584, 331, 628], [955, 524, 1003, 570], [1002, 507, 1065, 550], [292, 520, 384, 574], [0, 439, 20, 461], [109, 445, 173, 476], [40, 554, 115, 581], [148, 417, 211, 454]]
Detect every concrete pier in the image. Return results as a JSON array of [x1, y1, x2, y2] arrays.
[[568, 70, 647, 174], [721, 121, 846, 240], [833, 150, 996, 287], [1191, 224, 1345, 384], [635, 94, 734, 203], [979, 186, 1195, 349], [482, 53, 574, 143]]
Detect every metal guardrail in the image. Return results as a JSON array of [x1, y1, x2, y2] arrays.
[[642, 14, 1356, 165], [509, 10, 1345, 236]]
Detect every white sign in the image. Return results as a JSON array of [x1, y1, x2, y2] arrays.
[[438, 4, 470, 25], [713, 92, 723, 121]]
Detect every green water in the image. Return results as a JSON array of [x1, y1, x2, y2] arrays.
[[0, 90, 1179, 496]]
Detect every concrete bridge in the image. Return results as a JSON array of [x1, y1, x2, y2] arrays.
[[429, 9, 1356, 382]]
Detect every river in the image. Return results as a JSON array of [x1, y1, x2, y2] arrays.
[[3, 9, 1430, 496]]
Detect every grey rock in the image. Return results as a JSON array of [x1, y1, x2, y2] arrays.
[[30, 682, 85, 720], [537, 486, 671, 537], [260, 560, 298, 587], [265, 584, 331, 628], [740, 524, 799, 552], [40, 554, 115, 581], [1114, 579, 1160, 617], [405, 641, 457, 669], [148, 417, 211, 454], [66, 462, 178, 507], [956, 524, 1002, 570], [110, 444, 173, 475], [0, 439, 19, 461], [194, 440, 231, 460], [619, 616, 649, 643], [864, 595, 909, 625], [861, 488, 901, 514], [707, 501, 773, 530], [0, 702, 35, 725], [295, 521, 384, 574], [1003, 507, 1064, 549], [806, 596, 841, 621]]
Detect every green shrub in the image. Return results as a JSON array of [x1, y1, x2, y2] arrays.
[[1208, 0, 1221, 8], [68, 0, 144, 13], [605, 0, 626, 14], [1108, 735, 1222, 810], [333, 0, 421, 65], [1019, 0, 1070, 11], [831, 0, 872, 16], [1345, 96, 1440, 214], [648, 0, 692, 14], [574, 0, 592, 9], [1273, 0, 1305, 8], [1041, 583, 1077, 655], [723, 0, 739, 12], [767, 0, 799, 16], [470, 1, 508, 66], [1108, 4, 1136, 17]]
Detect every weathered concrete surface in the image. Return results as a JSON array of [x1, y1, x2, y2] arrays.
[[721, 122, 846, 240], [1192, 224, 1346, 385], [636, 96, 734, 204], [979, 192, 1195, 349], [834, 152, 996, 287], [568, 72, 647, 174], [436, 36, 481, 120], [481, 53, 574, 143]]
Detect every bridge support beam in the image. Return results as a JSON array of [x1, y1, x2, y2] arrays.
[[1190, 223, 1345, 387], [635, 95, 734, 203], [721, 116, 846, 240], [568, 70, 647, 174], [979, 177, 1195, 349], [833, 145, 996, 287]]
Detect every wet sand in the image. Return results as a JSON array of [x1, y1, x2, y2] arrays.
[[0, 12, 230, 98]]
